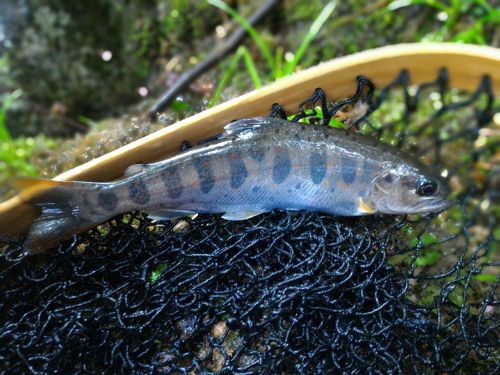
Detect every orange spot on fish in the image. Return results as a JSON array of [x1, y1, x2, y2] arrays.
[[337, 181, 350, 189]]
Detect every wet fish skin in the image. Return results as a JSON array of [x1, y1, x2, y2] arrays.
[[101, 120, 379, 217], [20, 117, 450, 253]]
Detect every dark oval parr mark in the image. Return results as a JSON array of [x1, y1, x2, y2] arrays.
[[310, 150, 327, 184], [272, 149, 291, 184], [98, 191, 118, 212], [194, 158, 215, 194], [128, 179, 150, 205], [341, 155, 356, 185], [229, 156, 248, 189], [161, 166, 183, 199]]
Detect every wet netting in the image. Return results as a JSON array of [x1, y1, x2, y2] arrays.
[[0, 68, 499, 374]]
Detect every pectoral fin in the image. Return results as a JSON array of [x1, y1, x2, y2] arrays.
[[357, 197, 376, 214], [221, 211, 265, 221]]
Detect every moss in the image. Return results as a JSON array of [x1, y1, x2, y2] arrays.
[[4, 0, 222, 136]]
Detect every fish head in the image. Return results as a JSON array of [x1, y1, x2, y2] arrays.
[[366, 162, 451, 215]]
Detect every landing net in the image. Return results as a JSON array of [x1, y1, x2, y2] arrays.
[[0, 68, 498, 374]]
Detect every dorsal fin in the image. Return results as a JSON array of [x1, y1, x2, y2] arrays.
[[188, 117, 288, 149], [223, 117, 284, 137], [124, 163, 149, 177]]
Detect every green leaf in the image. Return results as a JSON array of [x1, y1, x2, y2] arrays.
[[149, 263, 169, 283], [410, 232, 438, 248], [328, 118, 347, 129], [171, 99, 191, 112], [473, 274, 497, 283], [493, 226, 500, 240], [448, 288, 464, 307], [419, 284, 441, 305], [415, 249, 441, 267]]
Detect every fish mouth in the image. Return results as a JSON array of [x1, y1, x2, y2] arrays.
[[409, 197, 453, 214], [374, 194, 454, 215]]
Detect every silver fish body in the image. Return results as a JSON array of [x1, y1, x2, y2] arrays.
[[22, 117, 450, 253]]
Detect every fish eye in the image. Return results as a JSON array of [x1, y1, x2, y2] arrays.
[[383, 174, 393, 183], [416, 179, 438, 196]]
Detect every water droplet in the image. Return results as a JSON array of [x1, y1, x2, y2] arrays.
[[101, 51, 112, 61]]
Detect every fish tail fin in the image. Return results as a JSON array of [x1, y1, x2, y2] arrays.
[[14, 178, 111, 254]]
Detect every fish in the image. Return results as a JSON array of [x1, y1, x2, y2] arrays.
[[16, 117, 451, 254]]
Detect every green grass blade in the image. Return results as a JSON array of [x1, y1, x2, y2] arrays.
[[388, 0, 448, 12], [283, 0, 337, 75], [240, 46, 262, 88], [0, 55, 8, 69], [208, 0, 275, 74], [482, 8, 500, 23], [0, 89, 22, 141], [473, 274, 497, 283], [0, 117, 11, 141], [208, 48, 243, 108], [387, 0, 413, 11], [475, 0, 494, 13], [274, 46, 284, 79]]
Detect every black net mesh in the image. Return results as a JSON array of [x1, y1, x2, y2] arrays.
[[0, 68, 498, 374]]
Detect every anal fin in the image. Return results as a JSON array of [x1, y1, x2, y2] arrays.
[[146, 209, 196, 221], [221, 211, 264, 221]]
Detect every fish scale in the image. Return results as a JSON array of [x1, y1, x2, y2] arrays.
[[19, 117, 450, 253]]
